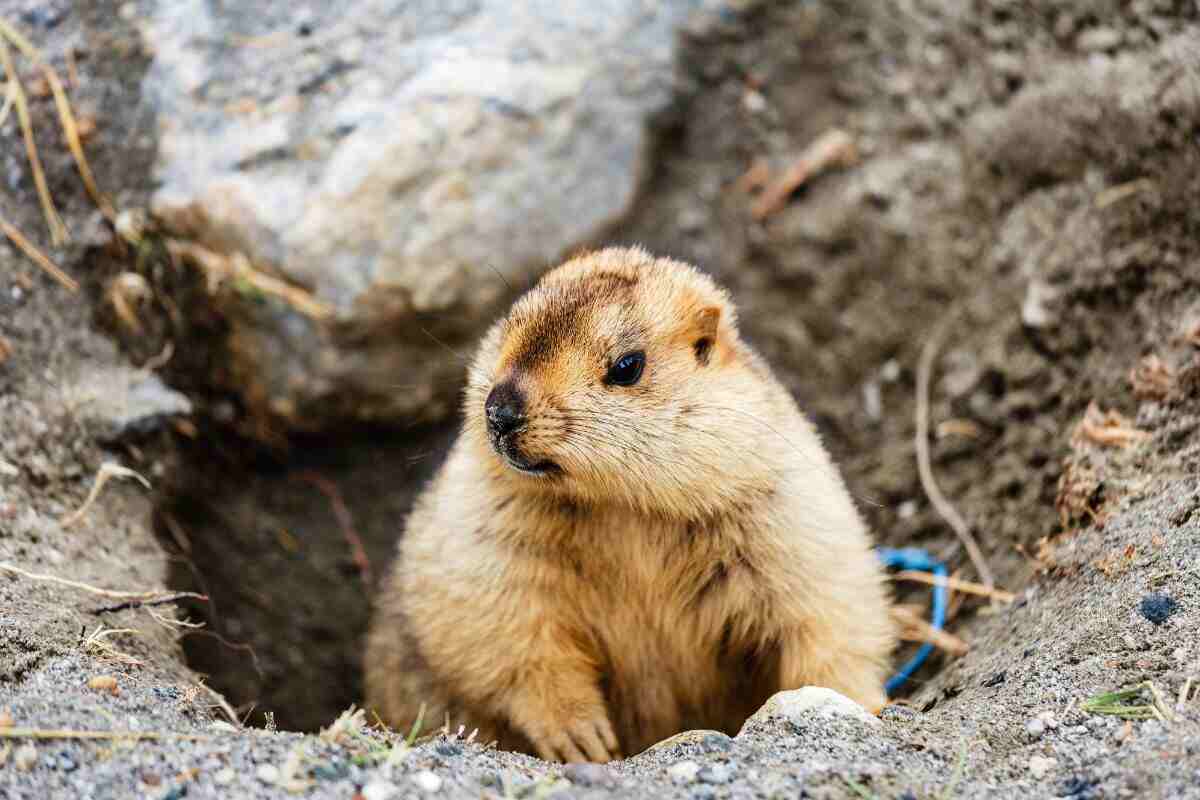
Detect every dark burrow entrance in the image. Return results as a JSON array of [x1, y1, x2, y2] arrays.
[[156, 423, 456, 732]]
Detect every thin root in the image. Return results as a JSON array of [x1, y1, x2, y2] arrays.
[[915, 313, 997, 594], [60, 462, 151, 528]]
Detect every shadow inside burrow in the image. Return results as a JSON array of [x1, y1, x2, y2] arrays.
[[155, 420, 457, 732]]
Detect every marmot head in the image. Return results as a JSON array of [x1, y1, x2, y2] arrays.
[[464, 247, 784, 517]]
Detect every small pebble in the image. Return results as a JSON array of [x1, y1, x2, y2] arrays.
[[412, 771, 442, 792], [1037, 711, 1059, 729], [1029, 755, 1058, 779], [564, 762, 615, 787], [434, 741, 462, 757], [213, 767, 236, 785], [692, 785, 717, 799], [362, 780, 399, 800], [0, 709, 13, 728], [256, 763, 280, 784], [1025, 718, 1046, 739], [697, 764, 733, 784], [669, 760, 701, 784], [56, 751, 78, 772], [1139, 593, 1178, 625], [700, 733, 734, 753], [14, 744, 38, 771]]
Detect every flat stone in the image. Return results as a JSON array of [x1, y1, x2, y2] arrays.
[[140, 0, 759, 433], [738, 688, 881, 735]]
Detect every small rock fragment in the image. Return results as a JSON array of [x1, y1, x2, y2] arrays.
[[564, 762, 615, 788], [1075, 27, 1121, 52], [668, 760, 701, 784], [1021, 280, 1058, 329], [1037, 711, 1059, 729], [0, 709, 13, 728], [213, 767, 236, 785], [1029, 755, 1058, 779], [87, 675, 120, 696], [1025, 718, 1046, 739], [697, 764, 733, 784], [362, 780, 399, 800], [256, 763, 280, 784], [1139, 593, 1178, 625], [411, 771, 442, 792], [14, 744, 38, 771]]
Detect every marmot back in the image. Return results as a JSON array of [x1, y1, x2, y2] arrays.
[[365, 247, 894, 762]]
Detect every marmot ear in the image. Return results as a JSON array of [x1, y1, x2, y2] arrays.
[[692, 306, 720, 365]]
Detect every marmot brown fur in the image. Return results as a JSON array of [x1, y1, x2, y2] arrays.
[[365, 247, 895, 762]]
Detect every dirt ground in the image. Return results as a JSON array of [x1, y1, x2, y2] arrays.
[[2, 1, 1200, 798]]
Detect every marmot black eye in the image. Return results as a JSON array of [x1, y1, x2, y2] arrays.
[[605, 351, 645, 387]]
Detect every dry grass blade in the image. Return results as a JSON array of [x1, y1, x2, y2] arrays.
[[0, 78, 15, 126], [916, 313, 997, 593], [0, 17, 113, 219], [751, 129, 857, 219], [61, 462, 151, 528], [891, 605, 969, 656], [892, 570, 1015, 603], [0, 212, 78, 291], [0, 36, 66, 244]]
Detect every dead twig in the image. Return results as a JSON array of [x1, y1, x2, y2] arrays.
[[60, 462, 151, 528], [166, 240, 333, 320], [294, 470, 373, 586], [1094, 178, 1155, 210], [0, 212, 77, 292], [751, 129, 857, 220], [916, 314, 997, 593], [0, 36, 65, 244], [197, 680, 241, 727], [890, 605, 969, 656], [892, 570, 1015, 603]]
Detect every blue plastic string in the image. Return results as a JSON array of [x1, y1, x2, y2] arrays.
[[876, 547, 948, 695]]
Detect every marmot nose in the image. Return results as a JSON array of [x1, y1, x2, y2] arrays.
[[485, 383, 526, 438]]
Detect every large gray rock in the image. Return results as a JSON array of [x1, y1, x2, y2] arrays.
[[140, 0, 746, 431]]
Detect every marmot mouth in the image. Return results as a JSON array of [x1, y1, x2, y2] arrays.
[[494, 444, 560, 476], [502, 453, 561, 476]]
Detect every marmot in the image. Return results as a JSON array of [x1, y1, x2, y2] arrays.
[[365, 247, 895, 762]]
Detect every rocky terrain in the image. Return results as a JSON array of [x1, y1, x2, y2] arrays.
[[1, 1, 1198, 798]]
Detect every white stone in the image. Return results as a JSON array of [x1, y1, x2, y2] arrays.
[[668, 760, 701, 784], [411, 770, 443, 792], [362, 780, 399, 800], [255, 763, 280, 784], [739, 687, 880, 736]]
